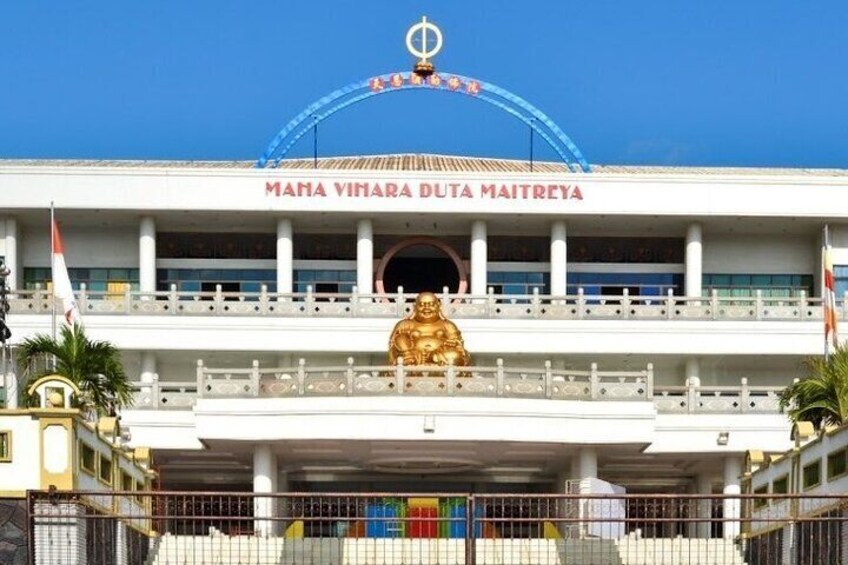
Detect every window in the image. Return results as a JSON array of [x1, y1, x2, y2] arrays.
[[835, 266, 848, 301], [488, 271, 549, 295], [134, 478, 146, 504], [827, 448, 848, 480], [293, 269, 356, 294], [702, 274, 813, 299], [80, 443, 96, 475], [802, 460, 822, 490], [98, 453, 113, 485], [753, 484, 768, 508], [567, 272, 682, 297], [0, 431, 11, 462], [157, 268, 277, 295], [772, 475, 789, 495], [24, 268, 139, 293], [121, 470, 134, 491]]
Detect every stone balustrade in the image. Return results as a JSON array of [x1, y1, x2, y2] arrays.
[[8, 285, 846, 322], [127, 360, 784, 415]]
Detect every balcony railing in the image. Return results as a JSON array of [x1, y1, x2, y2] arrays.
[[9, 285, 846, 322], [127, 359, 784, 415]]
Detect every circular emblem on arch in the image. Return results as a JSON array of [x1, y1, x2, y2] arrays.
[[406, 17, 443, 61], [256, 72, 591, 172]]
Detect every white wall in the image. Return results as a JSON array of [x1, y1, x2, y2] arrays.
[[3, 166, 848, 220], [22, 227, 138, 268], [0, 219, 6, 258], [0, 415, 41, 492], [703, 234, 816, 275], [831, 225, 848, 265]]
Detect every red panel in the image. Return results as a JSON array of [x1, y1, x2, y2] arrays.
[[408, 506, 439, 538]]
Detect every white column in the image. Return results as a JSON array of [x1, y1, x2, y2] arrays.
[[573, 447, 598, 480], [723, 456, 742, 540], [685, 222, 703, 298], [276, 218, 293, 295], [139, 217, 157, 295], [356, 219, 373, 295], [3, 361, 17, 409], [471, 220, 487, 296], [695, 473, 713, 539], [140, 352, 157, 385], [685, 358, 700, 386], [253, 444, 278, 537], [551, 221, 567, 296], [4, 217, 19, 290]]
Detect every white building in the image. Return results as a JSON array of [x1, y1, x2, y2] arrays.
[[1, 154, 847, 515]]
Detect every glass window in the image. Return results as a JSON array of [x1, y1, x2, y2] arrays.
[[802, 460, 822, 490], [157, 268, 278, 296], [121, 470, 134, 491], [567, 273, 682, 297], [80, 443, 96, 475], [487, 271, 550, 295], [0, 431, 10, 462], [294, 270, 357, 294], [835, 266, 848, 299], [772, 475, 789, 494], [99, 453, 113, 485], [24, 267, 140, 292], [827, 448, 848, 480], [703, 274, 813, 298], [753, 484, 768, 508]]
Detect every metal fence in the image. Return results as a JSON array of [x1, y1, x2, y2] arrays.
[[24, 491, 848, 564]]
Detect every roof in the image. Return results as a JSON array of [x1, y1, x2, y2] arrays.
[[1, 154, 847, 176]]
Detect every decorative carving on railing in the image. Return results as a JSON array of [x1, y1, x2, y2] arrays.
[[653, 378, 782, 414], [128, 360, 786, 416], [11, 286, 841, 322], [190, 359, 654, 403]]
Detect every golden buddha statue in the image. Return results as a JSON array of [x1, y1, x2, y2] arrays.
[[389, 292, 471, 367]]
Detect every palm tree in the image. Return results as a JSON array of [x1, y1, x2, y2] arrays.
[[779, 346, 848, 428], [19, 324, 132, 414]]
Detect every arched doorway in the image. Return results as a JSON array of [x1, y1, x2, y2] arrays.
[[376, 238, 467, 295]]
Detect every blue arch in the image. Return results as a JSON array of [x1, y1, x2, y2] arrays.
[[256, 72, 591, 172]]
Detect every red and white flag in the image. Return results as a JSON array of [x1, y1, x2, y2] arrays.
[[52, 219, 81, 326], [823, 227, 839, 355]]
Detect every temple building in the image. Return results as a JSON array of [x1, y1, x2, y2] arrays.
[[1, 153, 847, 514]]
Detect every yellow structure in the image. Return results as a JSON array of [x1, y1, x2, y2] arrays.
[[0, 375, 155, 499], [388, 292, 471, 367]]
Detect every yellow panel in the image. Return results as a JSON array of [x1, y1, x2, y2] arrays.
[[407, 497, 439, 508], [543, 521, 562, 539], [107, 281, 130, 301], [284, 520, 304, 539]]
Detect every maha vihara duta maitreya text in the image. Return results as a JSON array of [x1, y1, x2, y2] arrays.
[[265, 181, 584, 200]]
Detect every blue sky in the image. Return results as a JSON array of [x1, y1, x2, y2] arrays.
[[1, 1, 846, 167]]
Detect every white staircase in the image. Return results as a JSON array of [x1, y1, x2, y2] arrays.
[[147, 534, 747, 565]]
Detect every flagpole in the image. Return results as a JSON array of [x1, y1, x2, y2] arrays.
[[824, 224, 832, 360], [50, 202, 56, 341]]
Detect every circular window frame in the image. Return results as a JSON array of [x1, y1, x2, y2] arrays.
[[375, 237, 468, 297]]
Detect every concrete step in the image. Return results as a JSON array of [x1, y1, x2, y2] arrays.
[[149, 535, 748, 565]]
